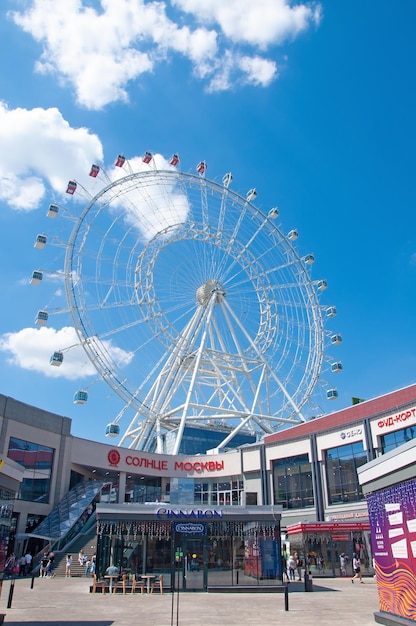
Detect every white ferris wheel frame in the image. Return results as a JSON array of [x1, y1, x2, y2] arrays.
[[57, 166, 334, 454]]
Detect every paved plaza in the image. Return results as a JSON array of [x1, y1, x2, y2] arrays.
[[0, 575, 380, 626]]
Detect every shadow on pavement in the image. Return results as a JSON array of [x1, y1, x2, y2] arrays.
[[5, 622, 114, 626], [287, 581, 341, 593]]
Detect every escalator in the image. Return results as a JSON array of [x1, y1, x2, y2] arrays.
[[16, 479, 108, 557]]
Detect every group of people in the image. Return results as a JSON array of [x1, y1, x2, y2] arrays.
[[4, 552, 33, 577], [70, 549, 96, 578], [282, 551, 364, 582], [285, 552, 305, 581]]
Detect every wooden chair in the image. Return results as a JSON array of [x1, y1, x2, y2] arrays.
[[131, 575, 145, 594], [150, 574, 163, 594], [92, 574, 107, 594], [113, 573, 127, 594]]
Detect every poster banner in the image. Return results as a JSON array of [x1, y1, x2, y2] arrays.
[[367, 479, 416, 620]]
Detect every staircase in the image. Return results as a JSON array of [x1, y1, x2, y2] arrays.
[[52, 526, 97, 578]]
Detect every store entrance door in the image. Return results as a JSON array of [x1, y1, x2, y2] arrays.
[[179, 536, 206, 591]]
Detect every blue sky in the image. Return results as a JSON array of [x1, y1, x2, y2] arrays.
[[0, 0, 415, 445]]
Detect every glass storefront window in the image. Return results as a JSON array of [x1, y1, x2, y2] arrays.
[[7, 437, 54, 503], [272, 454, 314, 509], [124, 476, 161, 503], [381, 425, 416, 454], [96, 513, 282, 590], [200, 479, 243, 506], [325, 441, 367, 505]]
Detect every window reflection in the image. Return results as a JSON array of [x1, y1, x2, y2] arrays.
[[381, 425, 416, 454], [7, 437, 54, 503], [325, 442, 366, 505], [272, 454, 314, 509]]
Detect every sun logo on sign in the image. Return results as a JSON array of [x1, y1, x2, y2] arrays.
[[108, 449, 121, 467]]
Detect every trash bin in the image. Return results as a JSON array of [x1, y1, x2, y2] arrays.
[[304, 571, 313, 592]]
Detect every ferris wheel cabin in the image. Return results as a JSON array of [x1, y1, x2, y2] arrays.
[[30, 271, 43, 285], [327, 388, 339, 400], [317, 279, 328, 291], [268, 207, 279, 219], [35, 310, 48, 326], [326, 306, 337, 318], [115, 154, 126, 167], [89, 164, 100, 178], [287, 229, 299, 241], [331, 334, 343, 345], [142, 151, 153, 164], [66, 180, 77, 195], [74, 390, 88, 404], [34, 234, 47, 249], [105, 423, 120, 437], [196, 161, 206, 174], [304, 253, 315, 264], [169, 153, 180, 166], [46, 204, 59, 218], [331, 362, 343, 373], [50, 351, 64, 367]]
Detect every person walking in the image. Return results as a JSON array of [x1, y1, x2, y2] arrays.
[[5, 553, 16, 578], [294, 552, 303, 581], [65, 554, 72, 578], [340, 553, 347, 576], [351, 553, 364, 583], [288, 554, 296, 581], [25, 551, 32, 575], [19, 554, 26, 576], [46, 552, 55, 577], [39, 553, 49, 577]]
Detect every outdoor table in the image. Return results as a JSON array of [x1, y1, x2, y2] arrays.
[[140, 574, 155, 593], [104, 574, 119, 593]]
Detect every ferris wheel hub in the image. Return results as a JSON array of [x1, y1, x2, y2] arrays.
[[196, 279, 226, 307]]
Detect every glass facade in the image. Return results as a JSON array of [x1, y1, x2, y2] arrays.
[[125, 476, 161, 503], [7, 437, 54, 503], [272, 454, 314, 509], [169, 477, 244, 506], [0, 492, 14, 570], [96, 506, 282, 591], [325, 442, 367, 504], [380, 424, 416, 454], [163, 427, 256, 455]]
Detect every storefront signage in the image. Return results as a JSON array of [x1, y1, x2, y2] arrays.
[[125, 455, 168, 470], [174, 522, 206, 534], [174, 461, 224, 472], [340, 427, 362, 440], [107, 450, 225, 474], [329, 512, 368, 521], [156, 508, 223, 520], [375, 407, 416, 431]]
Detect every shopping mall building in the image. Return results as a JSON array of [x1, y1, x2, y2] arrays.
[[0, 383, 416, 593]]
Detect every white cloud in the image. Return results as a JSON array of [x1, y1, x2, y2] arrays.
[[239, 56, 278, 87], [11, 0, 321, 109], [204, 51, 278, 92], [0, 101, 190, 239], [0, 325, 134, 381], [173, 0, 322, 48], [0, 102, 103, 210]]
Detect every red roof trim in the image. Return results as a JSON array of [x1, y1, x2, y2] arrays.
[[265, 384, 416, 445]]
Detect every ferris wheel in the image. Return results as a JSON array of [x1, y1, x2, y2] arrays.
[[30, 151, 342, 454]]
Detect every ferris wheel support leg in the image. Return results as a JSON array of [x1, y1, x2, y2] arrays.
[[172, 296, 217, 456], [222, 298, 307, 423]]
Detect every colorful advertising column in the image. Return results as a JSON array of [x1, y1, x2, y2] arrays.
[[367, 478, 416, 622]]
